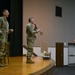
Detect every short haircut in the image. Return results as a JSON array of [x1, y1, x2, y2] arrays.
[[28, 17, 33, 23], [2, 9, 8, 15]]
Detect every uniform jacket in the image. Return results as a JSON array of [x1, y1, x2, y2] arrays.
[[0, 16, 9, 42], [26, 23, 38, 40]]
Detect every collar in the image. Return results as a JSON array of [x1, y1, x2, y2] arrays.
[[2, 16, 7, 21]]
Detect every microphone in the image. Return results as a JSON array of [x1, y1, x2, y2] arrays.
[[34, 24, 38, 30], [34, 24, 43, 35]]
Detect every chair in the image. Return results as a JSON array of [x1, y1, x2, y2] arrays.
[[41, 41, 51, 59]]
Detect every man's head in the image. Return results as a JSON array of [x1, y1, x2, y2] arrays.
[[28, 17, 34, 24], [2, 9, 9, 18]]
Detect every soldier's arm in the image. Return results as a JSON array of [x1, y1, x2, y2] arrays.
[[27, 25, 38, 34], [7, 23, 13, 34]]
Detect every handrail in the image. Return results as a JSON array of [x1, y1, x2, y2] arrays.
[[23, 45, 38, 56]]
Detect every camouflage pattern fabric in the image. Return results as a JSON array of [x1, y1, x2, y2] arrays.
[[26, 23, 38, 58], [0, 17, 9, 61]]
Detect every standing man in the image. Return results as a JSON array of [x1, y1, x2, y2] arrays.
[[0, 9, 13, 67], [26, 17, 40, 63]]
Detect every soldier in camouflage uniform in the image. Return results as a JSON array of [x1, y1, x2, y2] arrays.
[[0, 9, 13, 67], [26, 17, 40, 63]]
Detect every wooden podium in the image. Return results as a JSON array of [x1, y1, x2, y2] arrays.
[[41, 41, 48, 53]]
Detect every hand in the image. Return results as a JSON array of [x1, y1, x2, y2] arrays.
[[9, 29, 14, 33], [36, 29, 40, 32]]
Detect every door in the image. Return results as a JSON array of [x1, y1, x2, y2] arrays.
[[56, 42, 64, 66]]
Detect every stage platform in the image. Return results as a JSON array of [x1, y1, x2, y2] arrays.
[[0, 56, 55, 75]]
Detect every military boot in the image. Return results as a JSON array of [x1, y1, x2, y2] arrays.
[[26, 58, 34, 64]]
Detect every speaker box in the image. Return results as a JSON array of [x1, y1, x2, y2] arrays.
[[55, 6, 62, 17]]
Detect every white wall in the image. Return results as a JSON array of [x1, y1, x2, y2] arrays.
[[23, 0, 75, 46], [23, 47, 68, 65]]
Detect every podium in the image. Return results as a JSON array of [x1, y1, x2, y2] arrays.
[[41, 41, 51, 59]]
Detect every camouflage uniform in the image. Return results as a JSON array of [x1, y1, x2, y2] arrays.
[[0, 17, 9, 65], [26, 23, 38, 58]]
